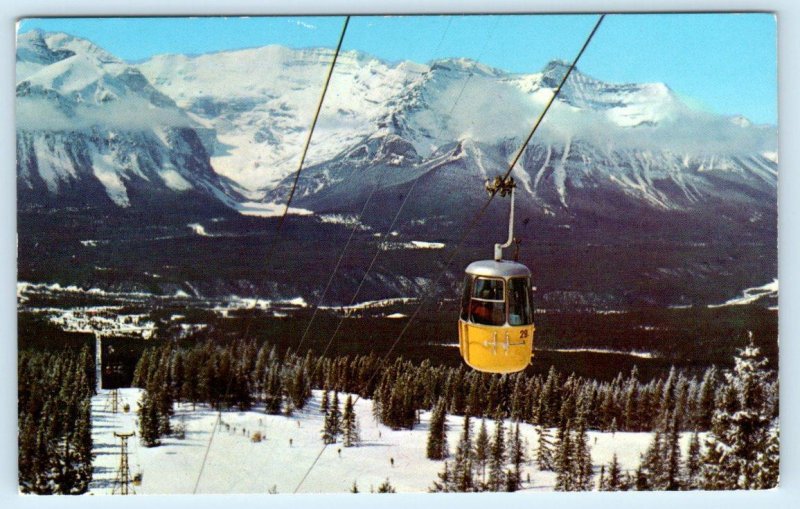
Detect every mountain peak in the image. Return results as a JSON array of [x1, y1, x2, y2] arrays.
[[18, 30, 120, 67], [428, 58, 500, 77], [540, 59, 585, 87], [16, 29, 77, 70], [542, 59, 571, 72]]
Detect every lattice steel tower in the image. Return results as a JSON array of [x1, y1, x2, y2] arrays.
[[112, 431, 135, 495]]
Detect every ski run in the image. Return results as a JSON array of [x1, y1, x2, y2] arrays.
[[90, 388, 695, 494]]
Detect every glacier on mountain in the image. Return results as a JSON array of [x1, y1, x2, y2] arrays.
[[16, 29, 776, 220]]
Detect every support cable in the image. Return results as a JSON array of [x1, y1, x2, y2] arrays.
[[292, 14, 605, 493], [192, 15, 351, 494]]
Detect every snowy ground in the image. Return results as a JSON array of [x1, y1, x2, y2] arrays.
[[708, 279, 778, 308], [89, 388, 696, 495], [235, 201, 313, 218]]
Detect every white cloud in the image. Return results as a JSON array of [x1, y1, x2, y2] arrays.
[[537, 103, 776, 155], [17, 95, 194, 132], [288, 20, 317, 30]]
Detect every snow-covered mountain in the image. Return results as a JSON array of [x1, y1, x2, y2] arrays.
[[135, 45, 775, 220], [138, 47, 429, 197], [261, 58, 777, 219], [16, 30, 243, 211], [17, 30, 776, 221]]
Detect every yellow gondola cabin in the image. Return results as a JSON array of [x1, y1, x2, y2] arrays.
[[458, 175, 534, 373], [458, 260, 534, 373]]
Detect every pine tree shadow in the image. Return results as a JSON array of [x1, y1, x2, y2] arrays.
[[90, 478, 117, 491], [345, 441, 390, 448], [90, 466, 116, 491], [93, 450, 119, 457]]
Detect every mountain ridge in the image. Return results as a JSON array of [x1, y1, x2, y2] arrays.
[[16, 30, 245, 212], [17, 31, 777, 216], [14, 31, 777, 310], [134, 42, 776, 221]]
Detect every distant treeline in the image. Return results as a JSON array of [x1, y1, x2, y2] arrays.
[[18, 347, 94, 494], [130, 336, 778, 491], [130, 337, 777, 436]]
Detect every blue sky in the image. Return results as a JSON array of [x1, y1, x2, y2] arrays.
[[18, 13, 777, 124]]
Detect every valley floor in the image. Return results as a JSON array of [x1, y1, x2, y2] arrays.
[[89, 388, 697, 494]]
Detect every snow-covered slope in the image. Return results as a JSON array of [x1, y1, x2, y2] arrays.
[[16, 30, 243, 210], [709, 279, 778, 308], [259, 57, 776, 218], [138, 48, 428, 196], [89, 388, 698, 494], [138, 48, 776, 218]]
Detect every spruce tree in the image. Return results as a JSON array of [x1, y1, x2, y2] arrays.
[[138, 389, 161, 447], [466, 374, 483, 417], [426, 398, 449, 460], [330, 391, 342, 439], [181, 353, 199, 409], [756, 428, 779, 489], [598, 465, 606, 491], [663, 411, 682, 490], [342, 394, 359, 447], [554, 419, 574, 491], [623, 366, 640, 431], [56, 434, 80, 494], [699, 337, 778, 489], [536, 425, 555, 471], [18, 414, 37, 491], [659, 367, 677, 420], [537, 367, 560, 426], [474, 419, 490, 485], [634, 460, 649, 491], [507, 422, 526, 491], [376, 478, 396, 493], [263, 365, 283, 414], [151, 362, 173, 437], [452, 414, 475, 492], [172, 350, 185, 402], [430, 461, 454, 492], [601, 454, 623, 491], [322, 404, 334, 444], [486, 413, 506, 491], [131, 348, 152, 388], [697, 436, 726, 490], [72, 399, 93, 493], [683, 431, 701, 488], [33, 421, 56, 493], [598, 387, 616, 431], [695, 366, 718, 430], [290, 365, 309, 410], [253, 343, 271, 393], [573, 407, 593, 491], [640, 430, 664, 489], [510, 374, 528, 421], [320, 389, 329, 415]]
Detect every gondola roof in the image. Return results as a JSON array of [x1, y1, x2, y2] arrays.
[[464, 259, 531, 278]]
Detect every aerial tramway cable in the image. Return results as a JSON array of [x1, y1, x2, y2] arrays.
[[294, 15, 457, 354], [373, 13, 606, 374], [292, 13, 605, 493], [295, 166, 390, 354], [445, 16, 500, 119], [302, 14, 501, 368], [191, 15, 352, 494], [272, 16, 351, 238]]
